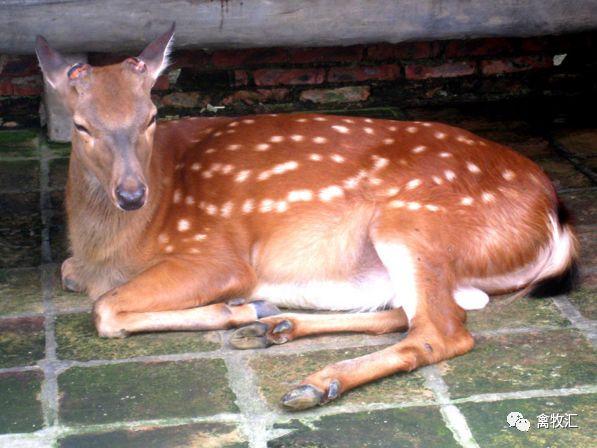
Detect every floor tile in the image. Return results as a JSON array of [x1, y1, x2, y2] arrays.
[[55, 313, 220, 361], [0, 370, 44, 433], [568, 288, 597, 320], [0, 316, 45, 368], [49, 158, 68, 190], [558, 190, 596, 227], [458, 393, 596, 448], [0, 160, 40, 192], [59, 359, 238, 424], [269, 406, 459, 448], [0, 130, 39, 159], [441, 329, 595, 399], [0, 193, 42, 268], [58, 422, 248, 448], [250, 346, 433, 410], [534, 158, 592, 190], [467, 297, 570, 333], [553, 128, 597, 159], [0, 268, 43, 315]]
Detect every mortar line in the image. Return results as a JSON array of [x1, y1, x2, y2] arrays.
[[422, 366, 480, 448], [223, 352, 273, 448], [38, 135, 60, 441], [452, 384, 597, 405], [552, 295, 597, 345]]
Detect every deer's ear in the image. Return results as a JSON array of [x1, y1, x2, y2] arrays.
[[138, 23, 175, 84], [35, 35, 73, 89]]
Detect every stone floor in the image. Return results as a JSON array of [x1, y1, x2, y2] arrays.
[[0, 102, 595, 447]]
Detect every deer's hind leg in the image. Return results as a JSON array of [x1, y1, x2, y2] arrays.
[[93, 256, 279, 338], [279, 219, 475, 410]]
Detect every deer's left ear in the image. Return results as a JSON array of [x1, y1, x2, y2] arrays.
[[137, 23, 175, 84]]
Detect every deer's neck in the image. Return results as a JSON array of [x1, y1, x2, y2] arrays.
[[65, 148, 163, 266]]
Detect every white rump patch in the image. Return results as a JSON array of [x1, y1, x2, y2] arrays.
[[453, 287, 489, 310]]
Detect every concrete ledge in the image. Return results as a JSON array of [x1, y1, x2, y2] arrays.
[[1, 0, 597, 54]]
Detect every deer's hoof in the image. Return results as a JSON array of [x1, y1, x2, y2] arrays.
[[281, 380, 341, 411], [229, 322, 271, 349], [62, 276, 83, 293]]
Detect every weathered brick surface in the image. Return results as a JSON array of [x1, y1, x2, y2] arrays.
[[405, 60, 477, 80], [253, 68, 325, 86], [480, 55, 553, 75], [327, 64, 400, 82], [300, 85, 370, 103]]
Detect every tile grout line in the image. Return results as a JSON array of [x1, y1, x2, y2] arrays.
[[223, 352, 274, 448], [38, 134, 60, 444], [422, 366, 481, 448], [552, 295, 597, 345]]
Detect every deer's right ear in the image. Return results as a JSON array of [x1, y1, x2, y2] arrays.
[[35, 36, 71, 90]]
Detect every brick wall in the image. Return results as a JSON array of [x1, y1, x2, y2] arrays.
[[0, 32, 595, 126]]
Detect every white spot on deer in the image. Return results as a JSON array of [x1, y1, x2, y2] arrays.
[[372, 156, 389, 169], [290, 134, 304, 142], [406, 126, 418, 133], [309, 153, 323, 161], [389, 200, 405, 208], [460, 196, 474, 206], [276, 201, 289, 213], [383, 138, 395, 145], [257, 171, 271, 181], [343, 176, 360, 189], [206, 204, 218, 215], [331, 154, 345, 163], [421, 122, 432, 127], [270, 135, 284, 143], [332, 125, 350, 134], [201, 170, 213, 179], [407, 202, 421, 210], [185, 196, 195, 205], [193, 233, 207, 241], [434, 131, 447, 140], [242, 199, 255, 213], [313, 136, 327, 144], [213, 131, 223, 137], [412, 145, 426, 154], [385, 187, 400, 197], [225, 129, 236, 134], [439, 152, 453, 158], [255, 143, 270, 151], [425, 204, 440, 212], [191, 163, 201, 171], [165, 245, 174, 253], [288, 189, 313, 202], [342, 118, 355, 124], [178, 219, 191, 232], [369, 177, 383, 185], [173, 190, 182, 204], [205, 148, 216, 154], [220, 201, 234, 218], [482, 192, 495, 203], [228, 121, 239, 127], [319, 186, 344, 202], [242, 119, 255, 124], [158, 233, 169, 244], [235, 170, 251, 183], [502, 169, 516, 181], [432, 175, 443, 185], [406, 179, 422, 190], [466, 162, 481, 173], [222, 164, 234, 174], [363, 127, 374, 135], [260, 199, 275, 213], [388, 126, 397, 131], [227, 144, 242, 151], [175, 163, 184, 170], [295, 118, 308, 123], [444, 170, 456, 181], [314, 116, 328, 122], [478, 140, 487, 146], [271, 161, 299, 175], [364, 118, 373, 123], [189, 248, 201, 254], [457, 135, 475, 145]]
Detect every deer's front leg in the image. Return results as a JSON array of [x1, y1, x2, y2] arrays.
[[93, 257, 278, 338], [61, 257, 85, 292]]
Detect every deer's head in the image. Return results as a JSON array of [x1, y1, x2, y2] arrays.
[[35, 25, 175, 211]]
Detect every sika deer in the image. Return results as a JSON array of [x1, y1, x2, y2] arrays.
[[36, 26, 578, 410]]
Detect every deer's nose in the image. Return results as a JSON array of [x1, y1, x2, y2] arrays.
[[115, 182, 147, 211]]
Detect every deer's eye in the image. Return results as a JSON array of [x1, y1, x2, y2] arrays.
[[147, 114, 157, 128], [74, 122, 91, 135]]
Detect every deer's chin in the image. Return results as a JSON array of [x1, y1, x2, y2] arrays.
[[113, 198, 146, 212]]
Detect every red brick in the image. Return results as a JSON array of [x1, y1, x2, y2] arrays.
[[289, 46, 363, 64], [212, 48, 289, 68], [0, 76, 43, 96], [253, 68, 325, 86], [234, 70, 249, 87], [480, 56, 553, 76], [366, 42, 439, 60], [0, 55, 40, 76], [405, 61, 477, 80], [444, 38, 515, 58], [222, 89, 289, 105], [300, 85, 370, 103], [327, 64, 400, 83]]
